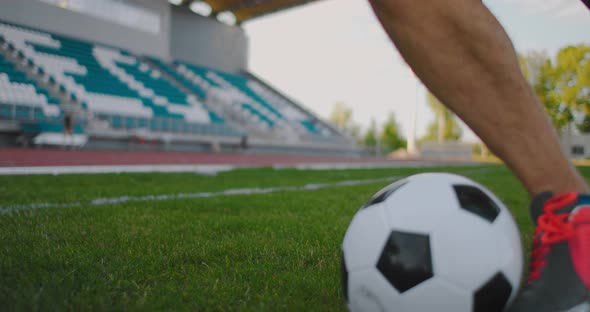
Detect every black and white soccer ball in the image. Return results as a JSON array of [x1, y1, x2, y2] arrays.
[[341, 173, 523, 312]]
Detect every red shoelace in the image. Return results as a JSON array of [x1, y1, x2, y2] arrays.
[[528, 192, 577, 283]]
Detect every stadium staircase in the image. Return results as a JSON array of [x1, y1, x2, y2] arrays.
[[143, 56, 258, 138], [245, 72, 346, 139], [173, 61, 339, 141], [0, 20, 359, 155]]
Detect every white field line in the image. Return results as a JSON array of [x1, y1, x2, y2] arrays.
[[276, 161, 480, 171], [0, 176, 402, 215], [0, 166, 502, 216]]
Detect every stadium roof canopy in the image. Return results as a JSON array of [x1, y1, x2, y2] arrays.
[[175, 0, 322, 24]]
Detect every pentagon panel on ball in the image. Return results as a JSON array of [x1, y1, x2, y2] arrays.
[[341, 173, 523, 312]]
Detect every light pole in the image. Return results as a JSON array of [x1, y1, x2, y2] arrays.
[[407, 69, 418, 155]]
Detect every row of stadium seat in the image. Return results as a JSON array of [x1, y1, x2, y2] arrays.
[[174, 61, 329, 137], [0, 21, 237, 137], [0, 46, 60, 120], [246, 79, 324, 134], [175, 63, 278, 130], [149, 62, 270, 133], [0, 20, 334, 142], [146, 57, 208, 99]]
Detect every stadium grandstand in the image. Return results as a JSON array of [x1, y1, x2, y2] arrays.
[[0, 0, 361, 157]]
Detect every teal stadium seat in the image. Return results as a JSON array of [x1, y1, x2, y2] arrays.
[[148, 57, 208, 99], [116, 61, 189, 106], [174, 61, 324, 136], [0, 22, 238, 136], [0, 51, 62, 122], [0, 20, 334, 140]]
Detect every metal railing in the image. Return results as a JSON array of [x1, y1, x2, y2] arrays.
[[0, 103, 69, 123], [0, 103, 40, 121], [0, 103, 88, 134], [94, 113, 242, 137], [0, 102, 242, 138]]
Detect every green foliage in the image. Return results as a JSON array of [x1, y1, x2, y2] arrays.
[[578, 115, 590, 133], [472, 143, 485, 156], [329, 102, 360, 137], [472, 143, 493, 157], [554, 45, 590, 114], [519, 45, 590, 130], [421, 92, 462, 142], [519, 51, 549, 86], [380, 112, 407, 152], [363, 118, 378, 147]]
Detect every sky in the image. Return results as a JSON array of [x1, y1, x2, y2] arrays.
[[243, 0, 590, 142]]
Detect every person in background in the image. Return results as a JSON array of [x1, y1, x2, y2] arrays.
[[63, 111, 73, 148]]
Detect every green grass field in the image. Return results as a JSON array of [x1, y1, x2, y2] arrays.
[[2, 164, 589, 311]]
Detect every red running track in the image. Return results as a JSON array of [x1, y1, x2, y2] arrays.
[[0, 148, 376, 167]]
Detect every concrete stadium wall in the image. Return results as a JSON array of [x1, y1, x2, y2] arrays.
[[170, 6, 248, 73], [0, 0, 170, 58], [560, 133, 590, 159], [0, 0, 249, 72]]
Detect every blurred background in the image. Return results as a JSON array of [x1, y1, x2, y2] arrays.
[[0, 0, 588, 163]]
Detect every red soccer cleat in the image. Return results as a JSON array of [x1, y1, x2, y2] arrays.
[[507, 192, 590, 312]]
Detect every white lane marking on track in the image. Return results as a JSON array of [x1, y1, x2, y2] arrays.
[[0, 176, 401, 215], [0, 160, 481, 176], [0, 164, 239, 176]]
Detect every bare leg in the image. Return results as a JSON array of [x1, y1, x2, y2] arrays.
[[368, 0, 588, 196]]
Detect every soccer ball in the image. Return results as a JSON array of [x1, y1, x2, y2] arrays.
[[341, 173, 522, 312]]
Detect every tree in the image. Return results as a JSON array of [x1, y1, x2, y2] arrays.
[[330, 102, 360, 137], [534, 56, 573, 131], [520, 51, 573, 130], [380, 113, 406, 152], [553, 45, 590, 126], [422, 92, 462, 142], [519, 45, 590, 131], [363, 118, 378, 147], [519, 51, 549, 86], [578, 115, 590, 133]]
